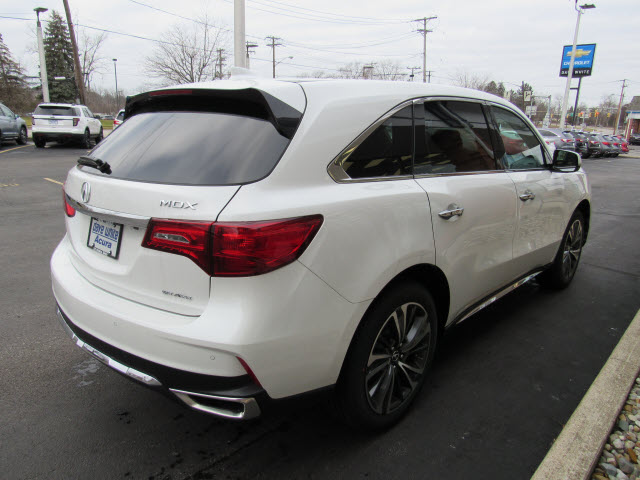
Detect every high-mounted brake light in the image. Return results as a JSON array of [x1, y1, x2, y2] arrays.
[[62, 186, 75, 217], [149, 89, 193, 97], [73, 117, 79, 127], [141, 215, 323, 277]]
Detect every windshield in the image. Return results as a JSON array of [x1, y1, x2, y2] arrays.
[[83, 111, 291, 185]]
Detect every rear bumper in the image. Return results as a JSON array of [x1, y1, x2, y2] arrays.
[[32, 131, 85, 142], [56, 305, 263, 419]]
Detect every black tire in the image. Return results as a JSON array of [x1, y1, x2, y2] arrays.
[[582, 152, 590, 159], [538, 210, 585, 290], [336, 282, 438, 431], [81, 129, 91, 149], [95, 127, 104, 144], [17, 126, 28, 145], [34, 136, 46, 148]]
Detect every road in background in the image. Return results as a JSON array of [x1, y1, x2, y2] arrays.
[[1, 144, 639, 479]]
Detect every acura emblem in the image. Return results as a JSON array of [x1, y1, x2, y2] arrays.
[[81, 182, 91, 203]]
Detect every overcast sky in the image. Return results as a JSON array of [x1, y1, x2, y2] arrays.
[[4, 0, 639, 107]]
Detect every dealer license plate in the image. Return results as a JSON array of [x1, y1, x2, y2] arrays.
[[48, 119, 58, 125], [87, 217, 123, 259]]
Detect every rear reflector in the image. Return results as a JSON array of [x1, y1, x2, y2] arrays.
[[62, 187, 75, 217], [142, 215, 323, 277]]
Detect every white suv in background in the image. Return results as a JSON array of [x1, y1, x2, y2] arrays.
[[51, 77, 590, 430], [32, 103, 103, 148]]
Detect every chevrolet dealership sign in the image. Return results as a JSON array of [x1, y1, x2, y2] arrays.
[[559, 44, 596, 77]]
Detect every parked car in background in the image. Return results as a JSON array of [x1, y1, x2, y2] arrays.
[[630, 133, 640, 146], [102, 115, 115, 121], [113, 109, 125, 129], [538, 128, 576, 152], [583, 134, 604, 158], [589, 134, 615, 157], [32, 103, 103, 149], [602, 135, 622, 157], [613, 135, 629, 153], [563, 131, 590, 158], [52, 78, 591, 430], [0, 102, 28, 146]]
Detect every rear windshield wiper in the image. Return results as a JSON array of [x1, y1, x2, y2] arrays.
[[78, 156, 112, 174]]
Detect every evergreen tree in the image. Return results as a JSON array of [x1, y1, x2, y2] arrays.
[[43, 10, 79, 103], [0, 33, 34, 112]]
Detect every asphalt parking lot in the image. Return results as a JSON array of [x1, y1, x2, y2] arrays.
[[1, 142, 639, 480]]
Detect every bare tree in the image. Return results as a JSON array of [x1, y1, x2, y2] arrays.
[[452, 69, 489, 90], [374, 60, 405, 81], [145, 15, 228, 85], [80, 31, 108, 91]]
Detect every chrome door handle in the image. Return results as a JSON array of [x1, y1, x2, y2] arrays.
[[519, 190, 535, 201], [438, 204, 464, 219]]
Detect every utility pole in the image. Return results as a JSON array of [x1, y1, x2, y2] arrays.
[[112, 58, 118, 110], [216, 48, 226, 78], [407, 66, 421, 82], [425, 70, 433, 83], [613, 79, 627, 135], [62, 0, 85, 104], [414, 16, 436, 83], [234, 0, 246, 68], [266, 36, 282, 78], [34, 7, 49, 103], [245, 42, 258, 69]]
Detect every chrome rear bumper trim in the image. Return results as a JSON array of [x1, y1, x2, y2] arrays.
[[66, 196, 150, 228], [56, 307, 261, 419], [57, 307, 161, 387]]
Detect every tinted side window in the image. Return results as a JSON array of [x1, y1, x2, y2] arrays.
[[342, 106, 413, 179], [492, 107, 546, 170], [415, 101, 496, 174]]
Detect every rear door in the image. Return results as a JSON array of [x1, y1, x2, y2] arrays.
[[412, 99, 519, 320], [63, 88, 303, 316], [0, 104, 17, 137]]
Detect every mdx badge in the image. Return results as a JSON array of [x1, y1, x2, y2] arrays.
[[160, 200, 197, 210], [81, 182, 91, 203]]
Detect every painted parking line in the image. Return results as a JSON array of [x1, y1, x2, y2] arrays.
[[0, 145, 30, 154], [44, 178, 63, 186]]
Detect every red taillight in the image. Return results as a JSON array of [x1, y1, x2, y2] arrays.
[[561, 138, 573, 143], [73, 117, 79, 127], [212, 215, 323, 277], [141, 215, 323, 276], [62, 187, 75, 217], [590, 140, 599, 145], [602, 141, 610, 146], [142, 220, 213, 273]]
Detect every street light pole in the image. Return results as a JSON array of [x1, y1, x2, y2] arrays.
[[34, 7, 50, 103], [112, 58, 118, 111], [559, 2, 595, 129], [273, 56, 293, 79]]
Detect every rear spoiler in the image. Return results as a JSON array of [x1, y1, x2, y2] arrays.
[[124, 88, 303, 139]]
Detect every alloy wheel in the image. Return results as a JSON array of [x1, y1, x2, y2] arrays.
[[562, 218, 583, 281], [365, 302, 431, 415]]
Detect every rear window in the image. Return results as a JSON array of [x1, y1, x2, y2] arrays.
[[35, 106, 79, 116], [83, 111, 291, 185]]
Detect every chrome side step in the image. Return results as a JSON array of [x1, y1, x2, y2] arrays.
[[455, 271, 542, 325], [56, 307, 261, 420]]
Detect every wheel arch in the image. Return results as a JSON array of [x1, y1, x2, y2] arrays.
[[575, 199, 591, 245], [337, 263, 450, 380]]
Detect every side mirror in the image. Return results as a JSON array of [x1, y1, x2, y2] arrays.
[[552, 149, 581, 172]]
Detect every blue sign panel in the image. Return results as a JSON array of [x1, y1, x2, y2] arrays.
[[560, 43, 596, 77]]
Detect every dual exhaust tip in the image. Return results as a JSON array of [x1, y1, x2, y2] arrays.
[[56, 308, 261, 420]]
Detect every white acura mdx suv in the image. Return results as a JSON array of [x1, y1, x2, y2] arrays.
[[51, 76, 590, 430]]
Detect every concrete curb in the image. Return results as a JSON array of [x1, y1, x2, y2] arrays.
[[532, 309, 640, 480]]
